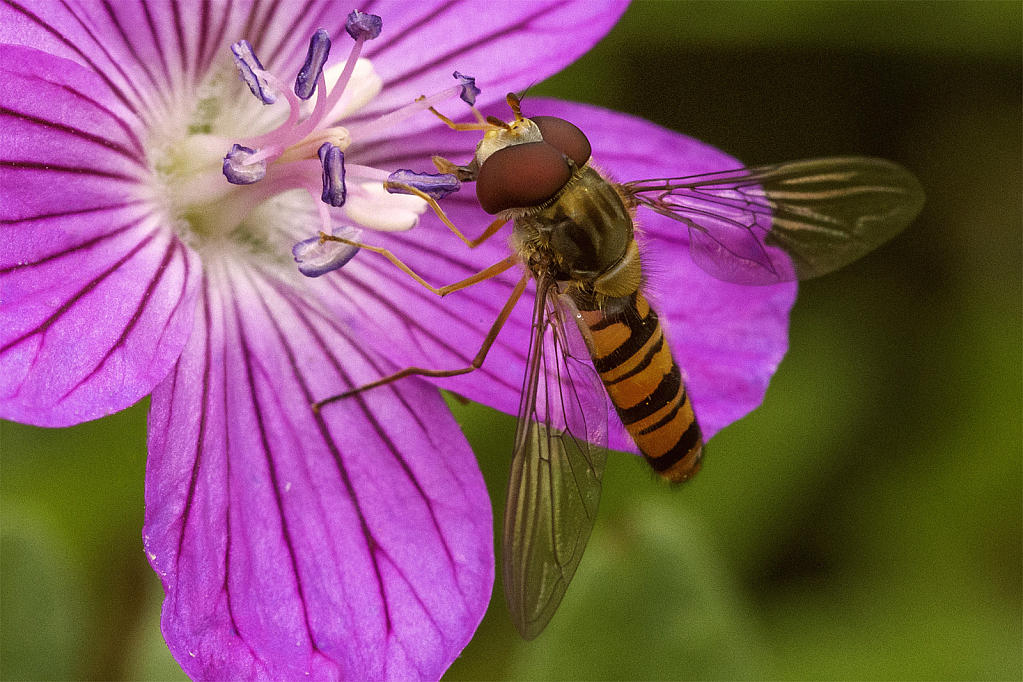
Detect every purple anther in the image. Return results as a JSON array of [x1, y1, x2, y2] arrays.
[[294, 29, 331, 100], [345, 11, 382, 40], [222, 144, 267, 185], [230, 40, 276, 105], [453, 71, 480, 106], [386, 170, 461, 200], [292, 225, 362, 277], [318, 142, 347, 207]]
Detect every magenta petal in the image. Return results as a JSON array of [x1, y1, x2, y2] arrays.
[[145, 265, 492, 680], [0, 209, 200, 426], [348, 0, 630, 138], [1, 47, 200, 427], [0, 0, 196, 115], [0, 45, 148, 208], [0, 44, 146, 172]]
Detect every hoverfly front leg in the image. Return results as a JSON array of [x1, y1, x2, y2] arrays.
[[426, 104, 489, 131], [313, 269, 531, 413], [387, 100, 509, 250], [380, 179, 508, 249], [317, 231, 516, 297]]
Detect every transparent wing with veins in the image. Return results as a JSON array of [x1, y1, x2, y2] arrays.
[[623, 157, 925, 285], [503, 273, 608, 641]]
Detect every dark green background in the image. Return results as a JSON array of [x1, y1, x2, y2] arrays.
[[3, 2, 1020, 679]]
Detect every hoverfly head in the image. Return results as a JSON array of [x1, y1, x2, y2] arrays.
[[474, 96, 593, 215]]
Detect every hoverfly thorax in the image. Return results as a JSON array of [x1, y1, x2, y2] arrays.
[[525, 168, 641, 299]]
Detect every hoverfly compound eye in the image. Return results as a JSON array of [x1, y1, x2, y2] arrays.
[[531, 116, 591, 169], [476, 142, 572, 214]]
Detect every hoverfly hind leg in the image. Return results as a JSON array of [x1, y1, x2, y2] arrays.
[[313, 364, 478, 413]]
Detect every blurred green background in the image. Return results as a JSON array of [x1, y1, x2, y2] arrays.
[[2, 2, 1020, 680]]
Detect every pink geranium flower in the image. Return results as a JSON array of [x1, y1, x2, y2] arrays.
[[0, 1, 794, 679]]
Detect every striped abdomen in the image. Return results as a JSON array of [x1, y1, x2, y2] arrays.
[[574, 291, 703, 482]]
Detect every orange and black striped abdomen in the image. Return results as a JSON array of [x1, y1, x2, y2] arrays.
[[575, 291, 703, 482]]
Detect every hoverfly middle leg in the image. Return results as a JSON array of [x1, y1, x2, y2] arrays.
[[313, 269, 531, 412]]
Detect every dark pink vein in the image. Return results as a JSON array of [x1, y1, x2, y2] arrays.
[[1, 226, 159, 354], [0, 106, 146, 167], [269, 275, 467, 605], [55, 235, 183, 403]]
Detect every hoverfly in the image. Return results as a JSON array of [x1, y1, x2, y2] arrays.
[[318, 93, 924, 640]]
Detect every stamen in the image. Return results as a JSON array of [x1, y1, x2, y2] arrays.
[[318, 142, 346, 207], [293, 224, 362, 277], [212, 17, 459, 268], [223, 144, 267, 184], [294, 29, 331, 101], [276, 126, 351, 165], [453, 71, 480, 106], [310, 12, 384, 137], [385, 170, 461, 200], [230, 40, 276, 105], [286, 73, 331, 146]]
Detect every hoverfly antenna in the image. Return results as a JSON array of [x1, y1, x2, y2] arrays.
[[506, 92, 525, 122], [514, 79, 540, 106], [485, 115, 513, 131]]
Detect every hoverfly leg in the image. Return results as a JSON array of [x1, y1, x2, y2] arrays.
[[427, 105, 490, 131], [314, 270, 530, 413], [434, 255, 519, 295], [469, 216, 510, 248], [319, 231, 516, 296], [381, 180, 508, 248]]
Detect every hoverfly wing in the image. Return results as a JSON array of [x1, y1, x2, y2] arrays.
[[624, 157, 925, 285], [503, 273, 609, 641]]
